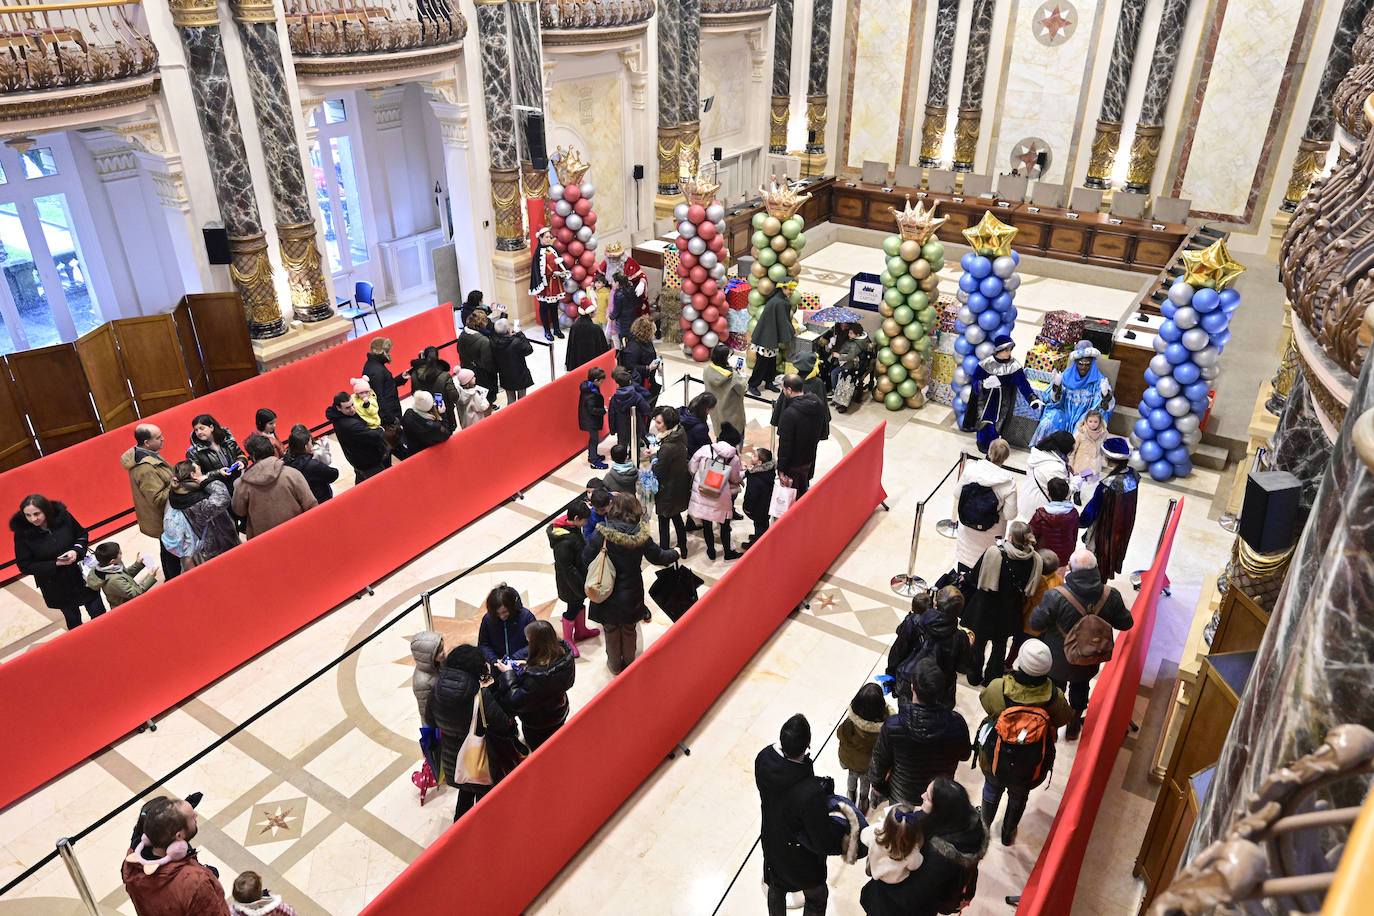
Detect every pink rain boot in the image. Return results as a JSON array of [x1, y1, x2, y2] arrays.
[[560, 617, 581, 658], [572, 606, 601, 641]]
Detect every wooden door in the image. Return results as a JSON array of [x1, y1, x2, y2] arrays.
[[6, 343, 101, 453], [173, 300, 210, 398], [184, 293, 258, 389], [73, 323, 137, 430], [0, 359, 39, 470], [112, 314, 198, 415]]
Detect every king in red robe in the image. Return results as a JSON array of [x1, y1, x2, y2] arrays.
[[597, 241, 649, 317]]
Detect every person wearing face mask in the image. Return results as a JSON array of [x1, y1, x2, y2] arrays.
[[325, 391, 388, 481]]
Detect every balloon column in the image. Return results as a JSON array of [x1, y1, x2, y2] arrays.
[[675, 159, 729, 362], [548, 146, 599, 317], [952, 212, 1022, 422], [874, 196, 947, 410], [1129, 239, 1245, 482], [746, 177, 813, 341]]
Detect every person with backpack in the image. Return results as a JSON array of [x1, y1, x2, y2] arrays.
[[868, 658, 971, 808], [687, 430, 744, 561], [892, 587, 976, 708], [755, 714, 838, 916], [859, 776, 988, 916], [951, 438, 1017, 577], [164, 461, 240, 568], [1029, 548, 1134, 739], [975, 638, 1074, 846], [963, 521, 1043, 687]]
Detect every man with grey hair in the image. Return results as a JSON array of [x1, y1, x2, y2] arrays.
[[121, 423, 181, 580], [1028, 548, 1133, 739]]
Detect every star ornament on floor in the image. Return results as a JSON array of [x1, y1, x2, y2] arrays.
[[255, 804, 299, 838], [1181, 239, 1246, 290], [1038, 4, 1072, 40], [962, 211, 1019, 257]]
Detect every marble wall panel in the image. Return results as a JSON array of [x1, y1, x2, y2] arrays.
[[549, 72, 625, 235], [843, 0, 915, 171], [701, 34, 751, 143]]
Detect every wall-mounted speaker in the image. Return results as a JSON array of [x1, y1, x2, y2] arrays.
[[713, 147, 722, 161], [203, 227, 230, 265], [521, 111, 548, 170], [808, 130, 817, 144], [633, 164, 645, 180], [1238, 470, 1301, 554]]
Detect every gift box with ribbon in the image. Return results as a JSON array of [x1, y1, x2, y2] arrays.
[[1040, 310, 1085, 350], [664, 248, 682, 289], [1025, 342, 1072, 374], [931, 350, 956, 385], [725, 278, 750, 310]]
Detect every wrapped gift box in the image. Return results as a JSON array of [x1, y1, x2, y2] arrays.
[[727, 331, 748, 351], [726, 278, 750, 310], [929, 380, 955, 406], [1013, 378, 1051, 419], [727, 307, 750, 333], [1041, 310, 1085, 350], [936, 294, 959, 334], [800, 292, 823, 310], [1025, 342, 1071, 374], [931, 350, 956, 385], [664, 248, 682, 289]]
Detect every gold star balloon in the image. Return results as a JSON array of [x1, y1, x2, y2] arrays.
[[962, 211, 1018, 256], [1180, 238, 1246, 290]]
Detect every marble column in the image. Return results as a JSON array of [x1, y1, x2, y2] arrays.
[[168, 0, 284, 338], [678, 0, 702, 177], [475, 0, 524, 251], [1124, 0, 1191, 193], [803, 0, 832, 171], [769, 0, 794, 155], [657, 0, 681, 197], [228, 0, 331, 323], [509, 0, 548, 205], [1084, 0, 1149, 188], [1280, 0, 1374, 210], [953, 0, 996, 172], [920, 0, 961, 167]]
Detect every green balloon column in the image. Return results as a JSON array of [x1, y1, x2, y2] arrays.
[[746, 178, 813, 350], [873, 197, 946, 410]]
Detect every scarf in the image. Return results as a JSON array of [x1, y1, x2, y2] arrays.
[[976, 538, 1042, 595], [611, 460, 635, 476]]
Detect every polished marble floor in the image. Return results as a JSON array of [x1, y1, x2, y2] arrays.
[[0, 243, 1242, 916]]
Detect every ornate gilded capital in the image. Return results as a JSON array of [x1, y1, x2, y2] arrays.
[[1084, 119, 1121, 189], [805, 94, 827, 153], [657, 125, 681, 195], [169, 0, 219, 28], [918, 104, 947, 167], [1124, 122, 1162, 192], [952, 107, 980, 171], [276, 222, 331, 322], [521, 161, 550, 201], [678, 120, 701, 178], [769, 95, 789, 155], [228, 0, 276, 23], [490, 167, 525, 251], [228, 233, 286, 338], [1280, 135, 1330, 212]]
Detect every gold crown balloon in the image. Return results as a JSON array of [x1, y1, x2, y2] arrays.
[[1180, 238, 1246, 290], [760, 176, 813, 220], [889, 195, 947, 244], [679, 149, 720, 207], [962, 211, 1018, 257], [552, 145, 590, 187]]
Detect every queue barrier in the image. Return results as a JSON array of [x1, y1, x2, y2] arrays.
[[1017, 496, 1184, 914], [0, 305, 457, 571], [360, 423, 889, 916], [0, 349, 618, 809]]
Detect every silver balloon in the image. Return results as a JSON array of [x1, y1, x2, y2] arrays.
[[688, 236, 707, 256], [1155, 376, 1181, 398], [1153, 335, 1168, 354], [710, 263, 727, 280], [1175, 414, 1200, 435], [682, 305, 699, 321], [966, 325, 987, 344], [1166, 396, 1191, 417], [959, 384, 972, 402], [674, 203, 689, 221], [586, 234, 598, 250], [681, 291, 693, 304], [566, 213, 583, 232], [1172, 306, 1198, 330], [715, 220, 726, 236], [1193, 345, 1220, 367], [580, 182, 594, 200], [1199, 364, 1220, 380], [1128, 453, 1149, 472], [957, 306, 976, 325], [555, 199, 572, 217], [706, 203, 725, 222], [699, 250, 718, 270], [1181, 327, 1210, 351], [956, 288, 970, 303], [701, 331, 720, 349], [576, 225, 593, 243], [1149, 354, 1173, 376], [550, 184, 564, 200], [692, 318, 709, 336], [953, 367, 969, 387], [1168, 281, 1194, 306], [975, 341, 995, 359], [992, 256, 1017, 279], [678, 221, 697, 239], [1128, 432, 1142, 449], [1003, 274, 1021, 292]]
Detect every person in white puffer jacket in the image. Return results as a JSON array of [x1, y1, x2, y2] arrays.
[[952, 438, 1018, 572]]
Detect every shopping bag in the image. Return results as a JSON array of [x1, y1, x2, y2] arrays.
[[769, 484, 797, 519], [833, 373, 857, 409], [451, 696, 492, 786], [649, 563, 705, 622]]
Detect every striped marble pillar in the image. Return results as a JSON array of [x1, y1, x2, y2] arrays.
[[1280, 0, 1374, 210], [678, 0, 702, 177], [769, 0, 794, 155], [803, 0, 832, 173], [952, 0, 996, 172], [167, 0, 284, 338], [509, 0, 548, 205], [1083, 0, 1149, 189], [920, 0, 961, 167], [1124, 0, 1191, 194], [474, 0, 524, 251], [657, 0, 681, 197]]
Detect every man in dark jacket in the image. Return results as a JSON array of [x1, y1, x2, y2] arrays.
[[607, 366, 650, 449], [362, 337, 407, 426], [868, 657, 971, 807], [776, 374, 829, 496], [755, 714, 835, 916], [890, 587, 975, 708], [325, 391, 388, 481], [491, 317, 535, 403], [769, 350, 829, 435], [402, 390, 452, 455], [1028, 547, 1134, 739]]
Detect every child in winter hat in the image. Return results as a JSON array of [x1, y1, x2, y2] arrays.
[[350, 378, 381, 429]]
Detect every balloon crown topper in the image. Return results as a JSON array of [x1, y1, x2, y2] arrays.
[[889, 195, 948, 244], [552, 145, 590, 187], [962, 211, 1018, 257], [760, 175, 813, 220], [1180, 238, 1246, 290], [679, 149, 721, 207]]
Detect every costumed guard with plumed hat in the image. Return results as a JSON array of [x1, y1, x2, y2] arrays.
[[1079, 437, 1139, 577], [960, 336, 1043, 453]]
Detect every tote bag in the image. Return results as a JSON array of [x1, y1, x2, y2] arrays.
[[451, 695, 493, 787], [769, 484, 797, 519], [585, 539, 616, 603]]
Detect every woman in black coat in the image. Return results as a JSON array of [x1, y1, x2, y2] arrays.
[[185, 414, 246, 487], [282, 425, 339, 503], [962, 521, 1042, 687], [648, 406, 691, 556], [621, 316, 661, 403], [582, 492, 678, 674], [491, 317, 535, 403], [12, 494, 104, 629], [495, 620, 576, 749], [565, 305, 611, 372]]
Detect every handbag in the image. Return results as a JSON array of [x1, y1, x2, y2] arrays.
[[769, 484, 797, 519], [649, 563, 704, 622], [451, 695, 493, 787], [695, 454, 729, 498], [585, 538, 616, 602]]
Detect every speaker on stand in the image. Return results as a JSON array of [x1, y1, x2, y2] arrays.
[[633, 163, 644, 229]]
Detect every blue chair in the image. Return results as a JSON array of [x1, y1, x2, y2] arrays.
[[338, 280, 382, 333]]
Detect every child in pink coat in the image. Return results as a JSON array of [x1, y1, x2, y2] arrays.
[[687, 438, 743, 561]]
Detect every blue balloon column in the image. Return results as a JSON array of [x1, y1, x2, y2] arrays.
[[951, 250, 1022, 421], [1128, 279, 1242, 482]]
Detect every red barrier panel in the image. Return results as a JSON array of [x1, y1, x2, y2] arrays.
[[0, 306, 456, 569], [1016, 497, 1185, 915], [360, 424, 889, 916], [0, 349, 617, 809]]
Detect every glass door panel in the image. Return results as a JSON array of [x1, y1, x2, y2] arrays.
[[33, 193, 100, 335], [329, 136, 368, 267], [0, 201, 57, 349], [310, 141, 343, 273]]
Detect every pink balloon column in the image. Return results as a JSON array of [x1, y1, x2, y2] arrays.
[[548, 146, 599, 317], [676, 165, 729, 362]]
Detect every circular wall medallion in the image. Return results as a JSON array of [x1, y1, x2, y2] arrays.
[[1032, 0, 1077, 45], [1010, 137, 1053, 179]]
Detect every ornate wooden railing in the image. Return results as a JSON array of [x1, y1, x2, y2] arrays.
[[284, 0, 465, 57], [538, 0, 653, 30], [1334, 8, 1374, 142], [0, 0, 156, 92]]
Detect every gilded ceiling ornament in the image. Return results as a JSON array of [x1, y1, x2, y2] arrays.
[[1181, 239, 1246, 290], [962, 211, 1018, 256], [888, 195, 947, 244]]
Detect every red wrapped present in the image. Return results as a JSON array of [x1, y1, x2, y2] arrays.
[[726, 278, 750, 310]]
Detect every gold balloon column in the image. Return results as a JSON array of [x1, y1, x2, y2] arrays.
[[746, 177, 812, 339], [874, 196, 946, 409]]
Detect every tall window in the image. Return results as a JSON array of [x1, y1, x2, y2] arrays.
[[0, 139, 103, 353], [309, 98, 369, 279]]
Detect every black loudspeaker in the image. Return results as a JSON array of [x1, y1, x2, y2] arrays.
[[808, 130, 817, 144], [633, 164, 645, 180], [1238, 470, 1301, 553], [713, 147, 722, 161], [522, 111, 548, 170], [1080, 317, 1116, 356], [203, 227, 231, 265]]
